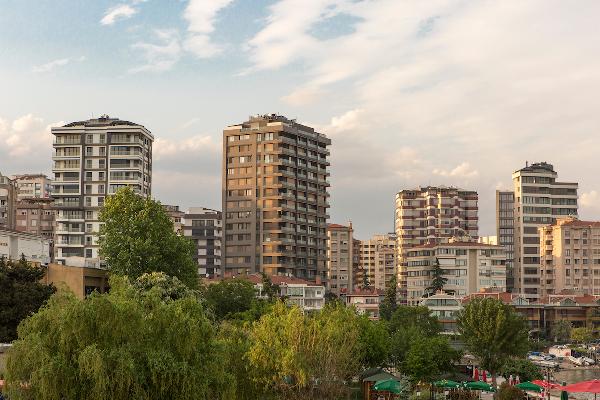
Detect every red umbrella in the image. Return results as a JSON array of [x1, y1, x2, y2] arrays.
[[533, 380, 563, 390], [482, 370, 487, 383], [563, 380, 600, 398], [473, 368, 479, 381]]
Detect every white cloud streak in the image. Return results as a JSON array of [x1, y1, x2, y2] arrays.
[[32, 56, 85, 73], [101, 4, 137, 25]]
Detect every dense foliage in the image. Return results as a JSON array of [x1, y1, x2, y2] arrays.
[[570, 327, 594, 344], [426, 258, 447, 295], [202, 278, 259, 320], [499, 358, 543, 382], [379, 275, 398, 320], [98, 187, 198, 288], [0, 255, 55, 342], [551, 320, 572, 342], [497, 382, 526, 400], [457, 298, 529, 383]]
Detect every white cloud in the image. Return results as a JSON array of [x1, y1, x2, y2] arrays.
[[153, 134, 220, 160], [101, 4, 137, 25], [580, 191, 600, 221], [129, 29, 182, 73], [433, 162, 479, 178], [32, 56, 86, 73], [183, 34, 224, 59], [182, 0, 233, 58]]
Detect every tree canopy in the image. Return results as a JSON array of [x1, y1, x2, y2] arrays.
[[403, 335, 459, 383], [0, 255, 55, 342], [202, 278, 259, 321], [426, 258, 447, 295], [570, 327, 594, 344], [98, 187, 198, 288], [457, 298, 529, 382], [550, 320, 572, 343], [379, 275, 398, 320], [499, 358, 542, 382], [5, 276, 230, 400]]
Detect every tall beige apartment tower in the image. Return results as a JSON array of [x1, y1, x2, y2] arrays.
[[359, 233, 397, 291], [395, 186, 479, 301], [512, 162, 577, 299], [222, 114, 330, 281], [52, 115, 153, 263], [540, 217, 600, 296], [327, 223, 355, 295]]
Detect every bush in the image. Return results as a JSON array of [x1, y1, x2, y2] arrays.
[[497, 382, 526, 400]]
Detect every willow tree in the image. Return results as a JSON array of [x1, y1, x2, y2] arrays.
[[5, 276, 231, 400], [98, 187, 198, 288], [457, 298, 529, 385]]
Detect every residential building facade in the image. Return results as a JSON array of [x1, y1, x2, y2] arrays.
[[250, 273, 326, 311], [540, 217, 600, 296], [395, 186, 479, 301], [512, 162, 578, 299], [0, 228, 51, 264], [327, 223, 355, 295], [359, 233, 397, 291], [343, 288, 384, 320], [163, 204, 184, 234], [182, 207, 222, 277], [15, 198, 55, 242], [222, 114, 330, 281], [0, 172, 17, 230], [11, 174, 53, 200], [496, 190, 515, 291], [420, 292, 462, 334], [405, 240, 507, 305], [51, 115, 153, 263]]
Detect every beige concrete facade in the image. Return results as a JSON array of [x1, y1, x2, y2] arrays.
[[163, 204, 184, 234], [0, 172, 17, 230], [327, 223, 354, 295], [15, 198, 55, 242], [43, 262, 109, 299], [512, 162, 578, 299], [405, 240, 507, 305], [395, 186, 479, 302], [540, 217, 600, 296], [52, 115, 153, 263], [222, 114, 330, 281], [11, 173, 53, 200], [359, 233, 397, 291]]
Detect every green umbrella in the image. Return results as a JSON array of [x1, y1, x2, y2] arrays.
[[374, 379, 403, 394], [515, 381, 543, 393], [434, 380, 462, 389], [561, 381, 568, 400], [464, 381, 496, 392]]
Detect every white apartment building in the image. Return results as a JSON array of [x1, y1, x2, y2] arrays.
[[513, 162, 578, 299], [540, 217, 600, 296], [11, 174, 53, 200], [327, 223, 355, 295], [359, 233, 397, 291], [405, 240, 507, 305], [52, 115, 153, 263], [395, 186, 479, 302]]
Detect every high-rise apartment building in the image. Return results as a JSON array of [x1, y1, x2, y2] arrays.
[[222, 114, 330, 281], [540, 217, 600, 296], [12, 174, 53, 200], [0, 172, 17, 230], [52, 115, 153, 263], [327, 223, 354, 295], [395, 187, 479, 301], [496, 190, 515, 291], [183, 207, 222, 278], [359, 233, 397, 291], [16, 198, 55, 241], [512, 162, 577, 299], [405, 240, 507, 305]]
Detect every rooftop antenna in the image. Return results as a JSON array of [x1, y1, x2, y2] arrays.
[[526, 160, 529, 167]]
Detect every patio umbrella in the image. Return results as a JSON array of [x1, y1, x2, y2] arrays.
[[473, 368, 479, 381], [515, 382, 543, 393], [563, 380, 600, 400], [464, 381, 496, 392], [560, 381, 568, 400], [532, 380, 563, 390], [434, 380, 462, 389], [482, 370, 487, 383], [374, 379, 403, 394]]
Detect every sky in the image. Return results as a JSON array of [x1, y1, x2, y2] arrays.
[[1, 0, 599, 240]]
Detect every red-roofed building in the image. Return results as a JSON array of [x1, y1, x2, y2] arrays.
[[342, 287, 384, 320]]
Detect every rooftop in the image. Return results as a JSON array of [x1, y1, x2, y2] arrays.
[[514, 161, 555, 174], [410, 241, 502, 250], [61, 115, 146, 129]]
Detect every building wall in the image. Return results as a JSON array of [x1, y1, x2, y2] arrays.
[[512, 162, 578, 299], [52, 115, 153, 262], [183, 207, 222, 277], [0, 228, 51, 264], [222, 114, 330, 281], [395, 187, 479, 302], [496, 190, 515, 291], [359, 233, 397, 291], [540, 218, 600, 296], [12, 174, 53, 200], [163, 204, 184, 234], [405, 242, 507, 305], [43, 263, 109, 299], [0, 172, 17, 230], [15, 199, 55, 243], [327, 223, 354, 295]]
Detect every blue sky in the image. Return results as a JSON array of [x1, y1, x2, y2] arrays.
[[1, 0, 600, 238]]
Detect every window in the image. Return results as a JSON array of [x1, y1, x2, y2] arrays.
[[85, 249, 93, 258], [86, 134, 93, 144]]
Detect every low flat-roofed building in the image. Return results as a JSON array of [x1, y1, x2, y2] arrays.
[[42, 262, 109, 299], [0, 228, 50, 264]]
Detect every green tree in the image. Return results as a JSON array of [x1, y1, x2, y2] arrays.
[[379, 275, 398, 320], [261, 272, 280, 301], [499, 358, 543, 382], [457, 298, 529, 385], [361, 269, 371, 289], [203, 278, 257, 320], [5, 276, 230, 400], [497, 382, 526, 400], [426, 258, 447, 295], [403, 335, 459, 383], [570, 327, 594, 344], [0, 255, 55, 342], [356, 317, 389, 368], [550, 320, 572, 343], [98, 187, 198, 288]]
